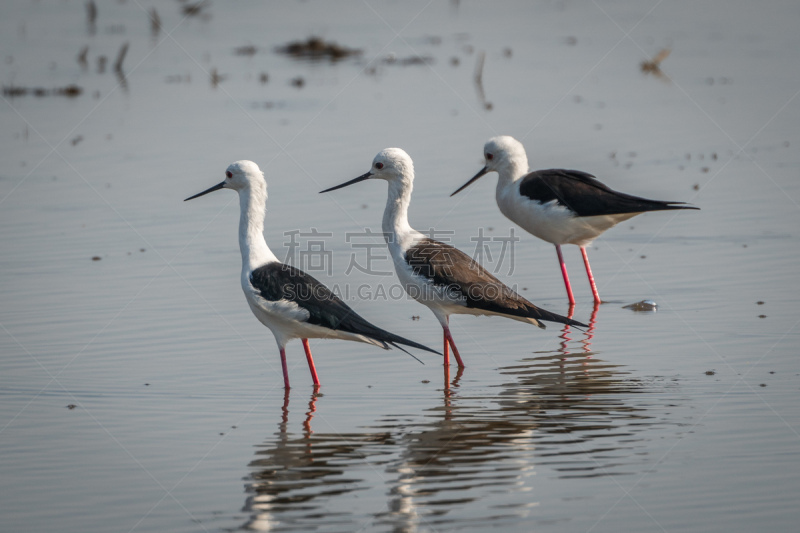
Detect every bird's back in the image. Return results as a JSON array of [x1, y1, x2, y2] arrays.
[[518, 169, 699, 217]]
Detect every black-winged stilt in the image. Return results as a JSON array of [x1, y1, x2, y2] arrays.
[[185, 160, 438, 389], [452, 136, 699, 305], [320, 148, 586, 370]]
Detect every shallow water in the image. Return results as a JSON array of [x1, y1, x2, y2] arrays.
[[1, 1, 799, 532]]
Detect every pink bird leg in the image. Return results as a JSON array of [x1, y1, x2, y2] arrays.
[[580, 247, 601, 304], [555, 244, 576, 305], [301, 338, 321, 387]]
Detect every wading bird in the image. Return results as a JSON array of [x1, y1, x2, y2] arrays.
[[452, 136, 699, 305], [185, 160, 438, 389], [321, 149, 586, 369]]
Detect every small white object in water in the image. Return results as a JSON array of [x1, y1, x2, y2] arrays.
[[623, 300, 658, 312]]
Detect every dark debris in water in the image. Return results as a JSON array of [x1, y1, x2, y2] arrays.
[[382, 54, 434, 66], [623, 300, 658, 312], [3, 84, 83, 98], [641, 48, 670, 78], [182, 0, 211, 17], [277, 36, 362, 62], [234, 44, 258, 56]]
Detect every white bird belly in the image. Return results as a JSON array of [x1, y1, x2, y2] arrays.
[[499, 193, 636, 246], [242, 278, 385, 348], [390, 240, 467, 315]]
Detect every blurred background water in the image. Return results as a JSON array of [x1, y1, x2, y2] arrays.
[[1, 1, 799, 531]]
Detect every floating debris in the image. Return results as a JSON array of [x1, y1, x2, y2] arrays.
[[623, 300, 658, 312], [67, 404, 77, 410], [3, 84, 83, 98], [258, 72, 268, 84], [234, 44, 258, 56], [77, 45, 89, 70], [60, 85, 82, 97], [277, 36, 362, 62], [71, 135, 83, 146], [210, 67, 225, 88], [91, 256, 101, 261], [705, 370, 716, 376], [182, 0, 210, 17], [473, 50, 492, 110], [641, 48, 671, 78], [290, 76, 305, 88], [113, 42, 129, 72], [149, 8, 161, 37], [383, 54, 434, 66], [86, 0, 97, 34]]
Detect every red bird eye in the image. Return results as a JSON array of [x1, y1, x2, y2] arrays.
[[225, 171, 233, 178], [486, 153, 494, 160], [375, 162, 384, 169]]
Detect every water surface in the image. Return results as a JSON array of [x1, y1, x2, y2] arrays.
[[1, 1, 799, 532]]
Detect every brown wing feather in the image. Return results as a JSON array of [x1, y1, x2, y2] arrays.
[[406, 238, 584, 327]]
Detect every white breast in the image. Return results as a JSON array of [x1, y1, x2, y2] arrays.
[[389, 235, 468, 319], [498, 184, 637, 246]]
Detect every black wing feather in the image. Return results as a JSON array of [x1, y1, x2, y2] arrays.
[[250, 263, 438, 354], [518, 169, 699, 217], [406, 239, 585, 328]]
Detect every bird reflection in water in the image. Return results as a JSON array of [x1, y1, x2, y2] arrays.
[[560, 302, 599, 355], [378, 303, 664, 530], [441, 303, 598, 391], [242, 302, 666, 531], [241, 390, 394, 531]]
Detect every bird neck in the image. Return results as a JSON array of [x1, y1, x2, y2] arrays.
[[382, 177, 415, 241], [497, 155, 529, 188], [237, 185, 278, 271]]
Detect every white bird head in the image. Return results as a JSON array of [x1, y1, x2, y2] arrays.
[[319, 148, 414, 194], [450, 135, 529, 196], [185, 160, 265, 201]]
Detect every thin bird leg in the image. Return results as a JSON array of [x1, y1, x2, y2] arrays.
[[279, 347, 291, 389], [443, 320, 465, 368], [580, 246, 601, 304], [555, 244, 576, 306], [301, 338, 321, 387], [443, 329, 450, 366]]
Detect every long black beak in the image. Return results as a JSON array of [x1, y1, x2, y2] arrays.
[[319, 171, 373, 194], [184, 181, 225, 201], [450, 166, 489, 197]]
